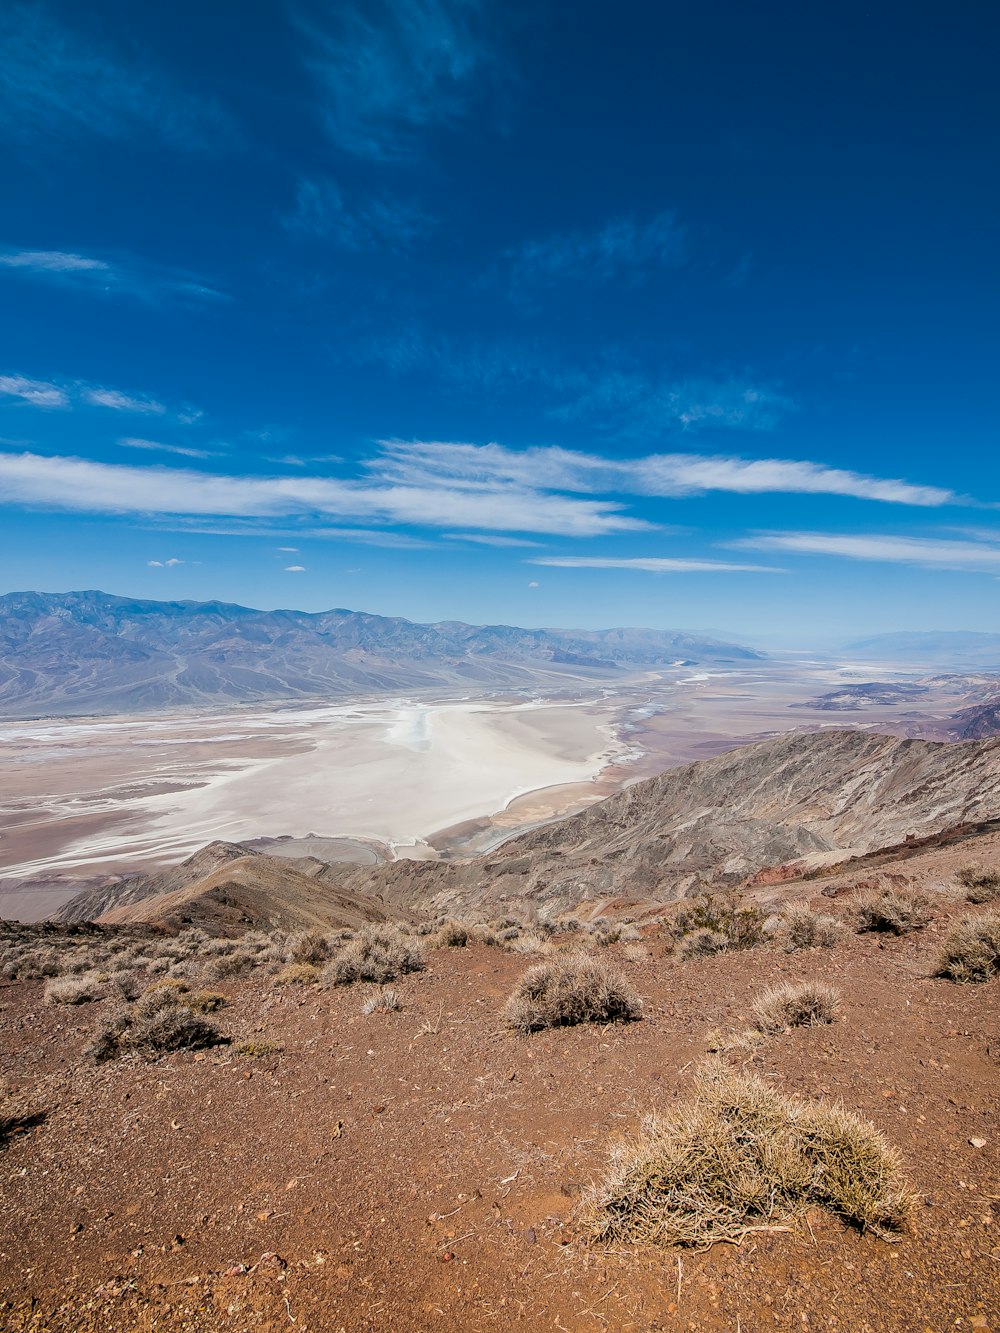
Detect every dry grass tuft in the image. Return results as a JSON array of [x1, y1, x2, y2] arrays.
[[956, 863, 1000, 904], [934, 909, 1000, 983], [273, 962, 320, 986], [583, 1065, 912, 1249], [361, 987, 401, 1014], [776, 906, 842, 952], [85, 981, 225, 1062], [322, 925, 425, 986], [504, 954, 642, 1032], [752, 980, 841, 1033], [432, 919, 469, 948], [44, 974, 100, 1005], [852, 885, 930, 935], [502, 930, 555, 956], [286, 929, 334, 965]]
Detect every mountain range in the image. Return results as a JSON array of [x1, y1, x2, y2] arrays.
[[0, 589, 762, 717]]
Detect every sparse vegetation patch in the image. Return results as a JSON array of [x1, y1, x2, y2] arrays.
[[322, 925, 425, 985], [852, 884, 931, 935], [670, 894, 766, 958], [504, 955, 642, 1032], [752, 981, 841, 1033], [584, 1066, 912, 1249], [776, 906, 841, 952], [934, 909, 1000, 983], [956, 863, 1000, 904]]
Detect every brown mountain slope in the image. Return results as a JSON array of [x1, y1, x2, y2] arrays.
[[320, 728, 1000, 917], [54, 842, 260, 924], [96, 854, 395, 933]]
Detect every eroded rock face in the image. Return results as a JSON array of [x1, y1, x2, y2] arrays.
[[296, 729, 1000, 918]]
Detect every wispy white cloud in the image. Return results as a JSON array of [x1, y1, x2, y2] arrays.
[[734, 531, 1000, 572], [373, 440, 958, 507], [0, 373, 193, 419], [0, 247, 227, 305], [284, 179, 432, 251], [530, 555, 782, 574], [82, 387, 166, 414], [277, 546, 299, 553], [165, 557, 184, 567], [0, 451, 647, 538], [442, 532, 544, 547], [120, 437, 216, 460], [285, 565, 306, 572], [294, 0, 499, 160], [0, 2, 235, 150], [147, 560, 164, 568], [506, 211, 684, 294], [0, 373, 69, 408]]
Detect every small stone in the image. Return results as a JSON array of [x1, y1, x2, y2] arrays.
[[970, 1137, 988, 1149]]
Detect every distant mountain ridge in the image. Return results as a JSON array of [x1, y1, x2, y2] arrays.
[[848, 631, 1000, 666], [0, 589, 762, 717]]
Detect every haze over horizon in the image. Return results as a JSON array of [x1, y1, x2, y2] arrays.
[[1, 1, 996, 642]]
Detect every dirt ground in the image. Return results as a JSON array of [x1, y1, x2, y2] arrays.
[[1, 887, 998, 1332]]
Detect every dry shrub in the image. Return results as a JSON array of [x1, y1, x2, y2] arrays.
[[504, 955, 642, 1032], [286, 929, 333, 965], [433, 919, 469, 948], [108, 969, 142, 1001], [671, 895, 766, 957], [130, 1003, 221, 1057], [852, 885, 930, 935], [752, 981, 841, 1034], [323, 925, 425, 986], [273, 962, 320, 986], [956, 863, 1000, 904], [184, 989, 226, 1012], [86, 982, 225, 1062], [470, 925, 500, 946], [44, 974, 100, 1005], [677, 928, 729, 960], [777, 906, 841, 952], [361, 987, 401, 1014], [934, 909, 1000, 983], [583, 1066, 912, 1249], [503, 930, 554, 956]]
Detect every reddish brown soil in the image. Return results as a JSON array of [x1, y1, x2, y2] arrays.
[[1, 901, 998, 1332]]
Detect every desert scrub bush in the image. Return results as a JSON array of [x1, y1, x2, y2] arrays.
[[670, 894, 766, 956], [87, 986, 225, 1062], [583, 1065, 912, 1249], [752, 981, 841, 1033], [502, 929, 555, 956], [432, 919, 469, 948], [934, 909, 1000, 983], [184, 989, 226, 1012], [956, 863, 1000, 904], [286, 929, 333, 965], [44, 974, 100, 1005], [107, 969, 143, 1001], [677, 928, 729, 960], [322, 925, 425, 986], [273, 962, 320, 986], [469, 925, 500, 946], [361, 987, 401, 1014], [851, 883, 930, 935], [504, 955, 642, 1032], [776, 906, 841, 952]]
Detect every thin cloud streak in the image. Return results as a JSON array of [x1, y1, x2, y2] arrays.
[[0, 451, 649, 538], [506, 211, 684, 293], [374, 440, 957, 507], [0, 247, 227, 304], [734, 531, 1000, 572], [119, 438, 217, 460], [0, 374, 70, 408], [530, 556, 782, 574]]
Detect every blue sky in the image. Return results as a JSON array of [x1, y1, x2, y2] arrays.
[[0, 0, 997, 645]]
